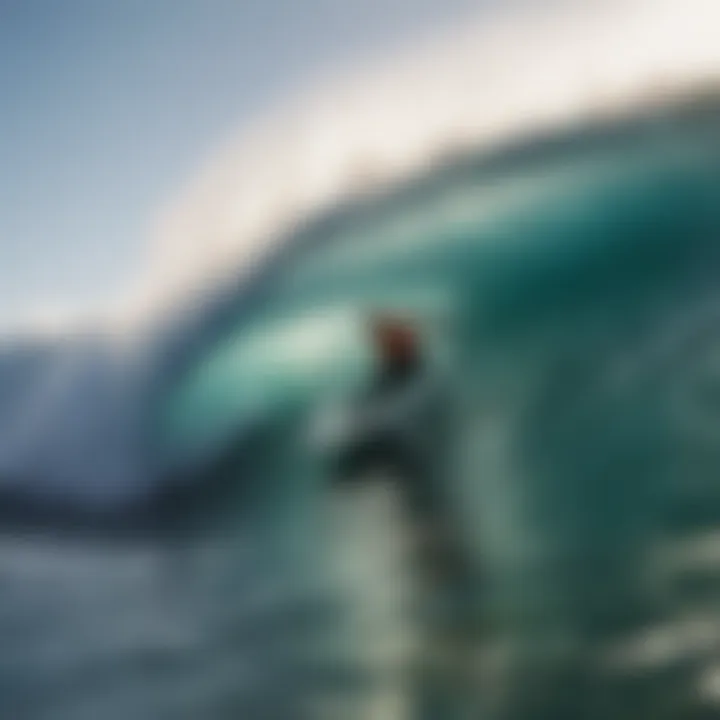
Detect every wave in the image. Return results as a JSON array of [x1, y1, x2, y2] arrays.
[[2, 3, 720, 717]]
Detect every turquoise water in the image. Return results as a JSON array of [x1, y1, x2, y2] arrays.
[[3, 97, 720, 719], [154, 100, 720, 718]]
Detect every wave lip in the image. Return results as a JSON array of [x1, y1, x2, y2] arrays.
[[136, 0, 720, 328]]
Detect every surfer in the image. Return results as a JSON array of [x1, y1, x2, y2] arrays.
[[328, 313, 463, 570], [317, 311, 479, 715]]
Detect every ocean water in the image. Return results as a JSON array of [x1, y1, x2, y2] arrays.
[[2, 97, 720, 719]]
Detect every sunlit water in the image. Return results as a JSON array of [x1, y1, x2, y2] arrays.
[[2, 98, 720, 719]]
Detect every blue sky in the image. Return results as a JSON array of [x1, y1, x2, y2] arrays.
[[0, 0, 488, 327]]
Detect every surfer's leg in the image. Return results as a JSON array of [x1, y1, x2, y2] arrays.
[[407, 519, 483, 719]]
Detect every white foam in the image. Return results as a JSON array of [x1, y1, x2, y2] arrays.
[[122, 0, 720, 329]]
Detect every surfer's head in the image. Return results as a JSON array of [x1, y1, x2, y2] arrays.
[[369, 313, 421, 371]]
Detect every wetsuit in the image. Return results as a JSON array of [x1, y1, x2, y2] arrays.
[[332, 353, 448, 516], [327, 348, 482, 717]]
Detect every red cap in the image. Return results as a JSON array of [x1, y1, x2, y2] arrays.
[[370, 315, 419, 364]]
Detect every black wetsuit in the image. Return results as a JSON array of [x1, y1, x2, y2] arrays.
[[330, 355, 470, 584], [332, 356, 447, 516], [329, 354, 481, 716]]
